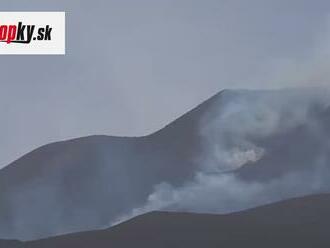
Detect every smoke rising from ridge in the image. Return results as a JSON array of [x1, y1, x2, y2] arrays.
[[1, 88, 330, 240], [115, 88, 330, 224]]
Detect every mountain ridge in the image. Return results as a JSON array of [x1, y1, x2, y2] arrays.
[[1, 193, 330, 247], [1, 88, 330, 240]]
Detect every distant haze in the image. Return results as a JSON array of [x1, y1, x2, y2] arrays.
[[1, 0, 330, 168]]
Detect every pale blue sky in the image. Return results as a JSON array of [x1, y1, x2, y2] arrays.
[[1, 0, 330, 167]]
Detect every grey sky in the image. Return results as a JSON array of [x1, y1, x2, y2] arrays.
[[1, 0, 330, 168]]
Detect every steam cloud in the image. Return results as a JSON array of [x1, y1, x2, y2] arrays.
[[115, 88, 330, 224], [1, 88, 330, 241]]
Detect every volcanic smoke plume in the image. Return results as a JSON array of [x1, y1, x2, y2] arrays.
[[1, 88, 330, 241]]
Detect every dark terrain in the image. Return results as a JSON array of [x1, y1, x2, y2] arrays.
[[1, 193, 330, 248], [1, 89, 330, 240]]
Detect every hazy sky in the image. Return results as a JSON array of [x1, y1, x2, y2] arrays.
[[1, 0, 330, 167]]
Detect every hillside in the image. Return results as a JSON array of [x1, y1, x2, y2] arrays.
[[1, 88, 330, 240], [2, 193, 330, 248]]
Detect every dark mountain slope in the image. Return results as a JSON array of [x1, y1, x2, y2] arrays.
[[5, 193, 327, 248], [0, 90, 226, 240], [1, 88, 330, 240]]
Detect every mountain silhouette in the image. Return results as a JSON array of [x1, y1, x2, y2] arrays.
[[1, 193, 330, 247], [1, 88, 330, 240]]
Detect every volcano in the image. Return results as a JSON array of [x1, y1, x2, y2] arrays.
[[1, 88, 330, 241]]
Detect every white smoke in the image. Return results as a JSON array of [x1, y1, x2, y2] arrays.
[[113, 88, 330, 225], [115, 167, 330, 224], [197, 89, 329, 172]]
